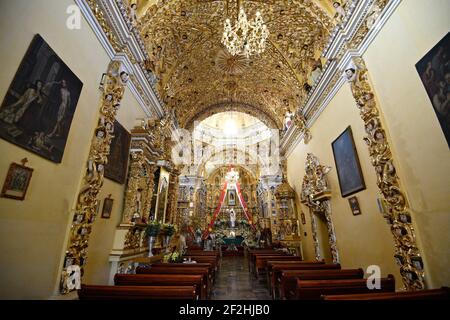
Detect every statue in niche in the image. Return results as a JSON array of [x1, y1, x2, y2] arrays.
[[229, 209, 236, 228], [132, 188, 143, 221]]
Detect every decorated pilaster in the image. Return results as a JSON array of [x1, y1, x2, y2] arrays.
[[300, 153, 339, 264], [166, 166, 182, 225], [60, 61, 128, 293], [345, 57, 425, 290]]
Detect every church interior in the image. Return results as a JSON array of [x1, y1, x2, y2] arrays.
[[0, 0, 449, 302]]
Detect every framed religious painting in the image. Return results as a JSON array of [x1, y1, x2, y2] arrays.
[[332, 126, 366, 197], [228, 189, 236, 206], [0, 34, 83, 163], [415, 32, 450, 148], [101, 196, 114, 219], [1, 161, 33, 200], [104, 120, 131, 184], [348, 196, 361, 216]]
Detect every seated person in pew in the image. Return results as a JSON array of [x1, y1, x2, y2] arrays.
[[78, 284, 197, 300], [295, 274, 396, 300]]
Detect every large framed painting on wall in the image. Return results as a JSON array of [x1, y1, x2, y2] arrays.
[[0, 34, 83, 163], [332, 126, 366, 197], [415, 32, 450, 148], [104, 120, 131, 184]]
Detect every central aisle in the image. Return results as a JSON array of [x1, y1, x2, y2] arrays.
[[211, 255, 272, 300]]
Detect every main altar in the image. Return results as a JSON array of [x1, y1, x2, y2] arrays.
[[203, 167, 256, 252]]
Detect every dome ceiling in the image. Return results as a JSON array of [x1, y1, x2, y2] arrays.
[[137, 0, 335, 129]]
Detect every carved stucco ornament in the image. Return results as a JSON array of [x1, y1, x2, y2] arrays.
[[300, 153, 339, 264], [60, 61, 127, 294], [345, 57, 425, 291]]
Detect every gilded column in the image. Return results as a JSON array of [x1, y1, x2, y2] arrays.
[[345, 57, 425, 290], [60, 61, 127, 293]]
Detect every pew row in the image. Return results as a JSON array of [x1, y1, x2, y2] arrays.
[[267, 260, 326, 296], [136, 265, 212, 297], [78, 284, 197, 300], [322, 287, 450, 300], [254, 255, 301, 278], [114, 274, 206, 300], [295, 274, 396, 300], [279, 268, 364, 300]]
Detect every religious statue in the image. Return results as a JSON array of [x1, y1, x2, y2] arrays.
[[333, 1, 346, 23], [283, 110, 294, 131], [229, 209, 236, 228]]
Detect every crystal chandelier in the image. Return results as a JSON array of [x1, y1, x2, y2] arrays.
[[221, 7, 269, 59]]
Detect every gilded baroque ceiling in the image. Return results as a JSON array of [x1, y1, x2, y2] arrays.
[[136, 0, 335, 129]]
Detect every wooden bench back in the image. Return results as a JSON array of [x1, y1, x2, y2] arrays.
[[322, 287, 450, 300], [296, 274, 395, 300], [269, 263, 341, 299], [279, 268, 364, 300], [136, 266, 212, 289], [114, 274, 205, 300], [78, 284, 197, 300]]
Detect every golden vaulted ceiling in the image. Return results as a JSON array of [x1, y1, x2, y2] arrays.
[[136, 0, 336, 129]]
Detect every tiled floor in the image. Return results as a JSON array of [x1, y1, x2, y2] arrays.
[[211, 255, 272, 300]]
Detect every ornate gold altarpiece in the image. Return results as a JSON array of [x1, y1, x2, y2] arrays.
[[274, 163, 302, 257], [107, 117, 182, 281]]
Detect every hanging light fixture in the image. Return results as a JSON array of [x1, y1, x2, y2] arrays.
[[221, 3, 269, 59]]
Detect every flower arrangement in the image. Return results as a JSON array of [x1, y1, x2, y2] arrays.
[[145, 220, 161, 237], [161, 223, 176, 237], [164, 251, 183, 263]]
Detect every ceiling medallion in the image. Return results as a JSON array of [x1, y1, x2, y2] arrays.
[[216, 49, 248, 75], [221, 6, 269, 59]]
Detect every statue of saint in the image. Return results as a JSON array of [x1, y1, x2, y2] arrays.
[[229, 209, 236, 228]]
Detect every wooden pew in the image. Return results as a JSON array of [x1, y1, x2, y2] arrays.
[[267, 260, 325, 294], [150, 262, 215, 282], [78, 284, 197, 300], [186, 250, 220, 258], [295, 274, 396, 300], [136, 266, 211, 297], [322, 287, 450, 300], [247, 249, 279, 271], [279, 268, 364, 300], [249, 252, 289, 272], [184, 255, 219, 271], [114, 274, 206, 300], [271, 263, 341, 299], [254, 255, 301, 278]]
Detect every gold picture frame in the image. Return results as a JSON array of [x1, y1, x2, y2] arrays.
[[1, 160, 33, 201], [101, 195, 114, 219]]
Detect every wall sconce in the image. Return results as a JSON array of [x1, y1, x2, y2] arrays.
[[99, 73, 107, 92]]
